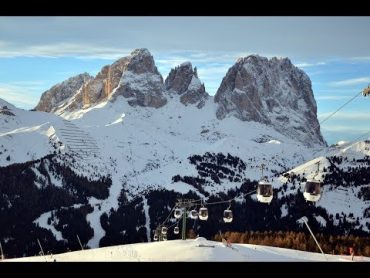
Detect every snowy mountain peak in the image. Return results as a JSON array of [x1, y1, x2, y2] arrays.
[[46, 48, 167, 113], [0, 98, 16, 117], [126, 48, 160, 75], [0, 98, 16, 110], [130, 48, 152, 58], [35, 49, 323, 147], [109, 48, 167, 108], [165, 62, 208, 108], [214, 54, 325, 147], [237, 54, 268, 64], [35, 73, 93, 112], [180, 61, 192, 68]]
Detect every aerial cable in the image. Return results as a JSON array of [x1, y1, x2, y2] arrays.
[[167, 220, 180, 229], [286, 89, 368, 175], [318, 91, 362, 125], [160, 206, 176, 226], [351, 130, 370, 144]]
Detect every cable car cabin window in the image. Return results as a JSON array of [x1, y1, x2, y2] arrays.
[[305, 181, 321, 195], [258, 183, 273, 196]]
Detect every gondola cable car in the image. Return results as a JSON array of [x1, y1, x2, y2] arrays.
[[174, 207, 183, 219], [174, 226, 180, 235], [161, 226, 168, 235], [362, 84, 370, 97], [199, 201, 209, 221], [256, 163, 273, 204], [303, 161, 322, 202], [223, 202, 233, 223]]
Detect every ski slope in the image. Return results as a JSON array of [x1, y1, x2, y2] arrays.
[[3, 238, 369, 262], [1, 96, 322, 247], [1, 94, 370, 246]]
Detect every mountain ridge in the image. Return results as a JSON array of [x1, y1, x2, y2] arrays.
[[34, 48, 325, 147]]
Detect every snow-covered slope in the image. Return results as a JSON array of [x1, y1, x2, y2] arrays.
[[0, 99, 66, 166], [0, 94, 319, 250], [1, 89, 368, 255], [0, 98, 106, 166], [55, 95, 319, 247], [60, 94, 316, 192], [4, 238, 368, 262]]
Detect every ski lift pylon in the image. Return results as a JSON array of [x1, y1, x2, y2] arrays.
[[303, 161, 322, 202]]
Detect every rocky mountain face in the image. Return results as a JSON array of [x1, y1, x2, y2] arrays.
[[165, 62, 208, 108], [35, 49, 213, 113], [35, 49, 168, 112], [35, 49, 325, 147], [214, 55, 326, 147], [111, 48, 167, 108], [35, 73, 92, 112]]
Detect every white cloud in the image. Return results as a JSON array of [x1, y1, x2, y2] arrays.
[[0, 83, 41, 109], [315, 95, 354, 101], [155, 51, 244, 65], [0, 41, 132, 60], [329, 77, 370, 87], [0, 40, 282, 66], [295, 62, 326, 68], [321, 125, 368, 133], [318, 112, 370, 121], [350, 56, 370, 61]]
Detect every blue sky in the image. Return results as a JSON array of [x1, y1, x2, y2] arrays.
[[0, 17, 369, 145]]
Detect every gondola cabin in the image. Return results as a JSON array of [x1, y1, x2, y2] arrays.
[[223, 209, 233, 223], [303, 180, 321, 202], [161, 226, 168, 235], [174, 226, 180, 235], [199, 207, 208, 221], [174, 208, 183, 219], [363, 85, 370, 97], [189, 209, 198, 219], [257, 180, 273, 204]]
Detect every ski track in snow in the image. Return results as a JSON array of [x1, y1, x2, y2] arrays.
[[143, 198, 151, 242], [34, 211, 64, 242]]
